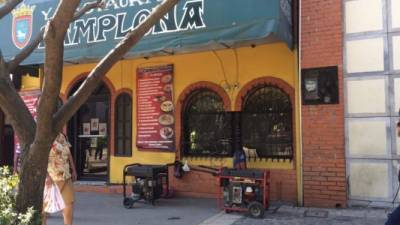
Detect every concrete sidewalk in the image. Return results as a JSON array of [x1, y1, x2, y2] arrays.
[[233, 205, 389, 225], [47, 192, 220, 225], [47, 192, 391, 225]]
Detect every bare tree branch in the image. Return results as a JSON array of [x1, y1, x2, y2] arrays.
[[0, 51, 35, 146], [53, 0, 179, 133], [7, 0, 105, 72], [73, 0, 104, 20], [35, 0, 80, 142], [0, 0, 22, 20]]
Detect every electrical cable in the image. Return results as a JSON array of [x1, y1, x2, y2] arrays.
[[212, 50, 230, 88], [233, 48, 239, 85]]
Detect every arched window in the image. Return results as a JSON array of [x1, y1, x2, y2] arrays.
[[115, 93, 132, 156], [241, 85, 293, 159], [182, 89, 232, 157]]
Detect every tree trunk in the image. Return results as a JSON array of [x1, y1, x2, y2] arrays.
[[9, 0, 179, 219], [15, 141, 52, 214], [15, 0, 81, 216]]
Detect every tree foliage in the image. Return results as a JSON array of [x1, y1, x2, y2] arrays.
[[0, 167, 35, 225]]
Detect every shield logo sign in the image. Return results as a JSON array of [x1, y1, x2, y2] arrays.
[[12, 4, 35, 49]]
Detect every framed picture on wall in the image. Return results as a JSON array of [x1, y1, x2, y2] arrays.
[[90, 137, 97, 148], [83, 123, 90, 135], [99, 123, 107, 136], [301, 66, 339, 105], [91, 118, 99, 131]]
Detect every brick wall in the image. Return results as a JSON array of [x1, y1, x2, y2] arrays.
[[74, 166, 297, 203], [269, 169, 297, 202], [169, 166, 298, 203], [301, 0, 347, 207]]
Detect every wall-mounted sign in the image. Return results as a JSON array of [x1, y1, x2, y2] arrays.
[[136, 64, 175, 151], [0, 0, 293, 65], [301, 66, 339, 105], [14, 89, 41, 172]]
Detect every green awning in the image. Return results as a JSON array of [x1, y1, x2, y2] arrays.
[[0, 0, 293, 65]]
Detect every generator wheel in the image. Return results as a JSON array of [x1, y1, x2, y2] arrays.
[[123, 198, 134, 209], [248, 202, 265, 218]]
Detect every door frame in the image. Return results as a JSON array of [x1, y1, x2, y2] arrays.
[[65, 75, 116, 183]]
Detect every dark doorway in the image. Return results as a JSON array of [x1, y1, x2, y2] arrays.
[[3, 125, 15, 167], [0, 109, 4, 166], [67, 80, 110, 181], [0, 108, 14, 168]]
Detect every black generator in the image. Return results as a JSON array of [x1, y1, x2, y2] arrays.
[[122, 163, 169, 208]]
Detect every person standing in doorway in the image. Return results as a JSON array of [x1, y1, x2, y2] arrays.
[[42, 133, 77, 225]]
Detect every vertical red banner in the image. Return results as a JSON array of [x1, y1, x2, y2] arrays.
[[14, 89, 41, 171], [136, 65, 175, 151]]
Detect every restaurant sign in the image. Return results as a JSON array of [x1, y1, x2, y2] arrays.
[[0, 0, 292, 64], [14, 89, 41, 171], [136, 65, 175, 151]]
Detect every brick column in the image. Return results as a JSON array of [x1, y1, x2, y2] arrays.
[[301, 0, 347, 207]]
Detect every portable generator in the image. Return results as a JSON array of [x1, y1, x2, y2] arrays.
[[122, 163, 169, 208], [218, 168, 270, 218]]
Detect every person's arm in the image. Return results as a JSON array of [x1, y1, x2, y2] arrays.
[[45, 173, 53, 187], [68, 150, 78, 182]]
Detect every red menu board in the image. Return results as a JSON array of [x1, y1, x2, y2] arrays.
[[136, 65, 175, 151], [14, 89, 41, 171]]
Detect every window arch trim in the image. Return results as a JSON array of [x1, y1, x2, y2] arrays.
[[235, 77, 295, 111], [235, 77, 296, 162], [175, 81, 231, 159], [242, 84, 292, 113]]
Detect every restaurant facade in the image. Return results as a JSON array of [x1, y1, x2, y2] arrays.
[[0, 0, 361, 208]]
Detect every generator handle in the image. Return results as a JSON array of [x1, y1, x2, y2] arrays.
[[197, 165, 219, 172], [190, 166, 220, 176], [123, 163, 142, 174], [165, 161, 179, 167], [122, 163, 142, 198]]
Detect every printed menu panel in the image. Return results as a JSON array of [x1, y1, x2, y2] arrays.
[[136, 65, 175, 151]]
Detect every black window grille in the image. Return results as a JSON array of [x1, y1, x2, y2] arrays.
[[182, 89, 233, 157], [115, 93, 132, 157], [241, 85, 293, 159]]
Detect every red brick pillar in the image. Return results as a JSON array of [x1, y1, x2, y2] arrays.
[[301, 0, 347, 208]]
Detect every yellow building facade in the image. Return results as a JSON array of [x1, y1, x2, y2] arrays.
[[57, 42, 301, 203], [1, 0, 301, 204]]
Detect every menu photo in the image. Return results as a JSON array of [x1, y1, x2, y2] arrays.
[[91, 118, 99, 131], [99, 123, 107, 136], [83, 123, 91, 135]]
